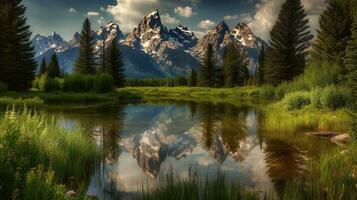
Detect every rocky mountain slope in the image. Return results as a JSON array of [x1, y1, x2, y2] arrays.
[[32, 10, 264, 78]]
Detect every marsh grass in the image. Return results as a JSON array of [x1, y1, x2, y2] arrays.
[[0, 109, 100, 198], [139, 171, 260, 200], [0, 97, 44, 108], [261, 89, 350, 134], [118, 87, 264, 103]]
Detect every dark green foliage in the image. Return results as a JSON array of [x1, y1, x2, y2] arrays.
[[199, 43, 217, 87], [126, 77, 188, 87], [47, 54, 61, 78], [312, 0, 353, 69], [285, 92, 311, 110], [38, 58, 47, 76], [312, 86, 349, 110], [256, 44, 265, 85], [22, 166, 65, 200], [105, 39, 125, 87], [222, 43, 249, 87], [62, 74, 114, 93], [345, 21, 357, 110], [93, 73, 115, 93], [264, 0, 313, 85], [75, 18, 96, 75], [0, 0, 37, 91], [189, 68, 198, 87], [63, 74, 95, 92], [214, 65, 224, 88]]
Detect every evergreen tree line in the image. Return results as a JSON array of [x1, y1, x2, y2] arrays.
[[197, 43, 250, 88], [0, 0, 125, 91], [257, 0, 357, 89], [126, 76, 189, 87], [38, 18, 125, 88]]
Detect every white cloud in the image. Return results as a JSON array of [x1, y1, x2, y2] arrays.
[[161, 13, 180, 25], [107, 0, 158, 33], [224, 15, 239, 21], [248, 0, 326, 41], [68, 8, 77, 14], [193, 30, 208, 39], [87, 11, 100, 16], [224, 13, 253, 23], [198, 19, 216, 30], [174, 6, 196, 18]]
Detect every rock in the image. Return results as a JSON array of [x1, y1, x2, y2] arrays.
[[65, 190, 76, 197], [330, 134, 351, 146], [305, 131, 341, 138]]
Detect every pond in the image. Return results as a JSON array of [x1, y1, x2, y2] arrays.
[[44, 100, 335, 200]]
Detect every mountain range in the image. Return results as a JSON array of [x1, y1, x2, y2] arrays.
[[32, 9, 265, 78]]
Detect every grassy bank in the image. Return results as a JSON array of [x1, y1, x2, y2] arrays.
[[0, 90, 141, 106], [0, 109, 100, 199], [118, 86, 264, 103]]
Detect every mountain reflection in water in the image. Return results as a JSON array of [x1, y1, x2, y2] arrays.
[[45, 101, 334, 200]]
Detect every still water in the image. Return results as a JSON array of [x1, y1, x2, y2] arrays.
[[45, 101, 334, 199]]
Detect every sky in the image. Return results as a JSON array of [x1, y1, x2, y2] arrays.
[[23, 0, 327, 41]]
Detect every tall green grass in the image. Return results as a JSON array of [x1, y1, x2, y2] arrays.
[[0, 97, 44, 108], [0, 109, 99, 198], [139, 171, 260, 200]]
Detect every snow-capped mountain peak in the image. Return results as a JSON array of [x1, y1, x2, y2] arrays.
[[169, 24, 198, 49], [96, 21, 124, 43], [31, 32, 67, 56], [231, 23, 258, 48]]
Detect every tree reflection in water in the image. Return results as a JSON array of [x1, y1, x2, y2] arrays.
[[264, 139, 307, 195]]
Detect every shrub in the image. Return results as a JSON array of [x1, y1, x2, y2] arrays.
[[63, 74, 114, 93], [63, 74, 94, 92], [284, 92, 311, 110], [93, 73, 115, 93], [38, 74, 63, 92], [311, 87, 323, 109], [303, 62, 343, 88], [22, 166, 65, 200], [320, 86, 349, 110], [259, 85, 276, 100]]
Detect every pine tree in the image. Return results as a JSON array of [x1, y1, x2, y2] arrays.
[[312, 0, 353, 69], [345, 21, 357, 110], [75, 18, 96, 75], [38, 58, 47, 76], [0, 0, 36, 91], [47, 54, 61, 78], [256, 44, 265, 85], [0, 2, 3, 83], [105, 39, 125, 87], [264, 0, 313, 85], [189, 68, 197, 87], [214, 65, 224, 88], [223, 43, 249, 87], [199, 43, 216, 87]]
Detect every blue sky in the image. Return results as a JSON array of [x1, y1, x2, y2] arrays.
[[23, 0, 327, 41]]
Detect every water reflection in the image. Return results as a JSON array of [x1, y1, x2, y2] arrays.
[[45, 101, 334, 199], [264, 139, 307, 194]]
